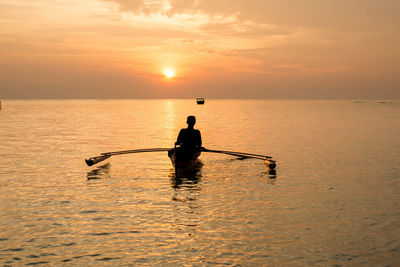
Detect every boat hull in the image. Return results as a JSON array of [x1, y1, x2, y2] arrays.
[[168, 148, 201, 168], [196, 98, 205, 104]]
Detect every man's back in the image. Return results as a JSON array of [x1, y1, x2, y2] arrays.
[[176, 128, 202, 148]]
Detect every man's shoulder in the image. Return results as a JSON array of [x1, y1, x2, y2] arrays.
[[179, 128, 188, 135], [180, 128, 200, 134]]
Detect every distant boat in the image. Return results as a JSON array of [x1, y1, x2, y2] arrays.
[[196, 98, 205, 104]]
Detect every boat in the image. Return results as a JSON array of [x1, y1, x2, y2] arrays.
[[168, 146, 201, 168], [196, 98, 205, 104], [85, 147, 276, 170]]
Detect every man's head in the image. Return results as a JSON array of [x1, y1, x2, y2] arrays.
[[187, 116, 196, 127]]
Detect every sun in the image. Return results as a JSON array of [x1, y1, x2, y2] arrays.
[[163, 68, 175, 79]]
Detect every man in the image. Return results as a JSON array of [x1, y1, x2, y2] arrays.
[[175, 116, 202, 149]]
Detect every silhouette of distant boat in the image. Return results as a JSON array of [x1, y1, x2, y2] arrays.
[[196, 98, 205, 104]]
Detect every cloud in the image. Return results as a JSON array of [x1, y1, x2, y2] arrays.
[[102, 0, 400, 73], [105, 0, 400, 30], [200, 19, 294, 38], [103, 0, 171, 15], [1, 0, 399, 98]]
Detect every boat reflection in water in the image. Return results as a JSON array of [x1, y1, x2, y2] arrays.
[[170, 160, 203, 189], [169, 161, 203, 233], [267, 166, 277, 179], [260, 168, 277, 185], [86, 163, 111, 180]]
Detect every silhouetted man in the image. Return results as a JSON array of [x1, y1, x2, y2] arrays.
[[175, 116, 202, 149]]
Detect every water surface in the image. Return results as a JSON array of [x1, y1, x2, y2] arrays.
[[0, 99, 399, 265]]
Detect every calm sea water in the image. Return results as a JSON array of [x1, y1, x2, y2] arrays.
[[0, 99, 399, 266]]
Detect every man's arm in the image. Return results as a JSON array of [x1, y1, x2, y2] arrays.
[[196, 130, 202, 147]]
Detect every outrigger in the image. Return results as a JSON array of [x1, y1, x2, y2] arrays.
[[85, 147, 276, 169]]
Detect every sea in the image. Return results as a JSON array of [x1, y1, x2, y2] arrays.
[[0, 99, 399, 266]]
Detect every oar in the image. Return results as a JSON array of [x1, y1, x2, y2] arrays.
[[85, 148, 171, 166], [201, 148, 276, 169]]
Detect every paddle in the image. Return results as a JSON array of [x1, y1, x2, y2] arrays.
[[201, 148, 276, 169], [85, 148, 171, 166]]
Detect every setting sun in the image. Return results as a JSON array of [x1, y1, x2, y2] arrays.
[[163, 68, 175, 79]]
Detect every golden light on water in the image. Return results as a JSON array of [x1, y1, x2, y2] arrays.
[[163, 68, 175, 79]]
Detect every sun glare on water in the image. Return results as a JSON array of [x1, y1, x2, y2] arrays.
[[163, 68, 175, 79]]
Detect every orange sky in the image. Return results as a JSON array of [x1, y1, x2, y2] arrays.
[[0, 0, 399, 99]]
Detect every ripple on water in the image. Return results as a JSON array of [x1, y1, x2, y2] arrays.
[[89, 232, 112, 236], [61, 242, 75, 247], [62, 253, 103, 263], [79, 210, 99, 214], [4, 248, 23, 252], [97, 257, 120, 261], [26, 255, 40, 258], [25, 261, 49, 265]]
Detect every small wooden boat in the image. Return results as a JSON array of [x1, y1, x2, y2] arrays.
[[196, 98, 205, 104], [85, 147, 276, 170], [168, 147, 201, 168]]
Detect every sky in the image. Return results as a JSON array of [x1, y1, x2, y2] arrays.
[[0, 0, 399, 99]]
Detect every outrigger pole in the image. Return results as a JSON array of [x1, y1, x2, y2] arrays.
[[201, 148, 276, 169], [85, 147, 276, 169], [85, 148, 171, 166]]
